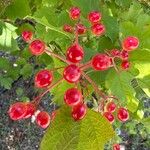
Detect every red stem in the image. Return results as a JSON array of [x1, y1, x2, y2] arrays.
[[80, 61, 92, 71]]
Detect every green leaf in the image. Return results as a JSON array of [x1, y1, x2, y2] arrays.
[[127, 97, 139, 113], [0, 77, 13, 89], [40, 106, 115, 150], [115, 0, 132, 8], [20, 64, 33, 78]]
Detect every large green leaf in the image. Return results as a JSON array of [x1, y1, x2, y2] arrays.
[[40, 106, 115, 150]]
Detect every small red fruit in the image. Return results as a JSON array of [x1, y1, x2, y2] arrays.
[[35, 69, 53, 88], [69, 7, 81, 20], [72, 103, 87, 121], [117, 107, 129, 122], [63, 24, 73, 33], [122, 36, 139, 51], [92, 54, 112, 71], [63, 64, 81, 83], [113, 144, 120, 150], [121, 60, 130, 70], [77, 24, 86, 35], [120, 50, 129, 60], [66, 44, 84, 63], [36, 111, 50, 129], [64, 88, 82, 106], [103, 112, 115, 123], [91, 23, 105, 36], [22, 30, 33, 42], [110, 49, 121, 57], [29, 40, 45, 55], [88, 11, 101, 24], [8, 102, 27, 120], [106, 102, 116, 113]]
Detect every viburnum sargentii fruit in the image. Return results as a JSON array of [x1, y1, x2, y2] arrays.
[[10, 6, 138, 130]]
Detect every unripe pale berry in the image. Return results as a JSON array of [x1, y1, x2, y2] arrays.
[[29, 40, 45, 55], [36, 111, 50, 129], [77, 24, 86, 35], [117, 107, 129, 122], [122, 36, 139, 51], [64, 88, 82, 106], [113, 144, 120, 150], [120, 50, 129, 60], [63, 64, 81, 83], [69, 7, 81, 20], [22, 30, 33, 42], [91, 23, 105, 36], [66, 44, 84, 63], [121, 60, 130, 70], [88, 11, 101, 24], [106, 102, 116, 113], [92, 54, 112, 71], [103, 112, 115, 123], [72, 103, 87, 121], [63, 24, 73, 33], [35, 69, 53, 88]]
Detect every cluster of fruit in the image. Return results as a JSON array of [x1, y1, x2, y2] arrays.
[[8, 6, 139, 130]]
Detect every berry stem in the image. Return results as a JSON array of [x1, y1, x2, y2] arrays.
[[112, 58, 120, 73], [80, 61, 92, 71]]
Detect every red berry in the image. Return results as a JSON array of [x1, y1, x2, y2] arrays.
[[122, 36, 139, 51], [63, 24, 73, 33], [91, 23, 105, 36], [77, 24, 86, 34], [36, 111, 50, 129], [22, 30, 33, 42], [35, 69, 53, 88], [121, 60, 130, 70], [110, 49, 121, 57], [92, 54, 112, 71], [69, 7, 80, 20], [72, 103, 87, 121], [23, 103, 36, 119], [29, 40, 45, 55], [103, 112, 115, 123], [113, 144, 120, 150], [63, 64, 81, 83], [117, 107, 129, 122], [64, 88, 82, 106], [106, 102, 116, 113], [120, 50, 129, 60], [88, 11, 101, 24], [8, 102, 27, 120], [66, 44, 84, 63]]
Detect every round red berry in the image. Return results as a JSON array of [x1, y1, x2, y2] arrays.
[[103, 112, 115, 123], [122, 36, 139, 51], [64, 88, 82, 106], [117, 107, 129, 122], [88, 11, 101, 24], [92, 54, 112, 71], [120, 50, 129, 60], [77, 24, 86, 35], [113, 144, 120, 150], [35, 69, 53, 88], [106, 102, 116, 113], [36, 111, 50, 129], [110, 49, 121, 57], [91, 23, 105, 36], [8, 102, 27, 120], [66, 44, 84, 63], [63, 64, 81, 83], [63, 24, 73, 33], [72, 103, 87, 121], [29, 40, 45, 55], [22, 30, 33, 42], [121, 60, 130, 70], [69, 7, 81, 20]]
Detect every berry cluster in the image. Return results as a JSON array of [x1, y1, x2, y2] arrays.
[[8, 6, 139, 129]]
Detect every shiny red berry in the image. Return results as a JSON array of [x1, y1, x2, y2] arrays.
[[66, 44, 84, 63], [69, 7, 80, 20], [120, 50, 129, 60], [91, 23, 105, 36], [113, 144, 120, 150], [36, 111, 50, 129], [110, 49, 121, 57], [8, 102, 27, 120], [72, 103, 87, 121], [103, 112, 115, 123], [64, 88, 82, 106], [77, 24, 86, 34], [22, 30, 33, 42], [88, 11, 101, 24], [29, 40, 45, 55], [63, 64, 81, 83], [121, 61, 130, 70], [117, 107, 129, 122], [92, 54, 112, 71], [106, 102, 116, 113], [122, 36, 139, 51], [35, 69, 53, 88], [63, 24, 73, 33]]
